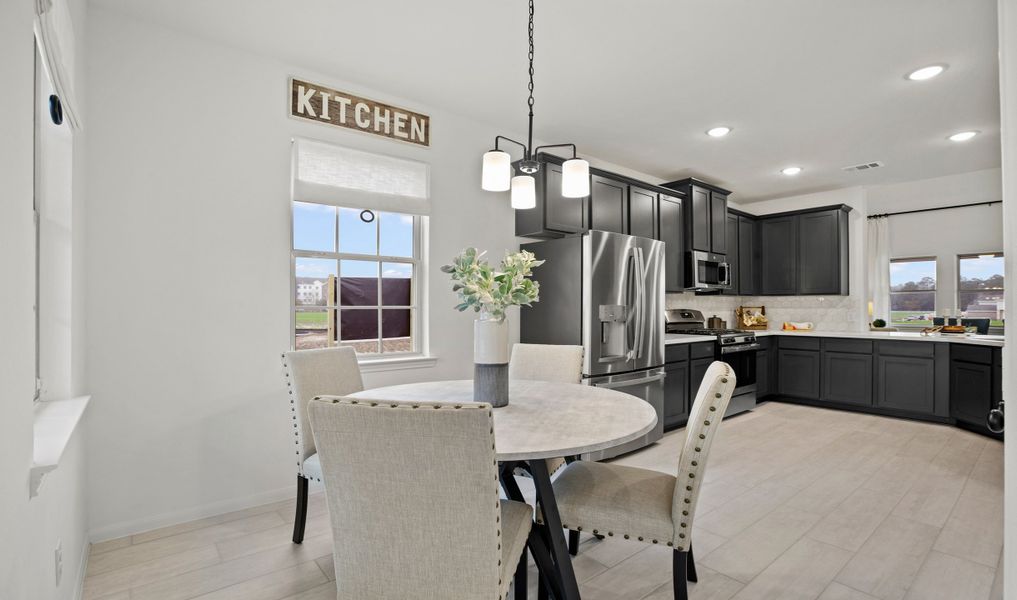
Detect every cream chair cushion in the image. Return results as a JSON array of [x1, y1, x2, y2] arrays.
[[309, 396, 531, 600], [553, 461, 677, 544], [550, 361, 737, 551]]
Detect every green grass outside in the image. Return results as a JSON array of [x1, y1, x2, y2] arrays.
[[891, 311, 1003, 328], [890, 311, 933, 326], [295, 312, 328, 329]]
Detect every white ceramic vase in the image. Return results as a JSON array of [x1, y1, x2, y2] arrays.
[[474, 312, 509, 407]]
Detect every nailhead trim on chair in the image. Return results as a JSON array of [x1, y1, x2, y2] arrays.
[[320, 397, 511, 599], [672, 364, 732, 552]]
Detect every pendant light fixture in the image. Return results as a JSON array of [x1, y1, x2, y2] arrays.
[[481, 0, 590, 207]]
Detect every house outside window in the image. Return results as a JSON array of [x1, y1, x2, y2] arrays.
[[890, 258, 937, 326], [290, 138, 429, 358], [958, 253, 1004, 328]]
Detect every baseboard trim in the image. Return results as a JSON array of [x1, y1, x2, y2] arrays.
[[88, 483, 307, 543]]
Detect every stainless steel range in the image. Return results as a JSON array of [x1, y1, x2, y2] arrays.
[[665, 309, 759, 417]]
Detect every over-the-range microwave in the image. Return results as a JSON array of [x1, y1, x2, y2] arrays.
[[688, 250, 730, 290]]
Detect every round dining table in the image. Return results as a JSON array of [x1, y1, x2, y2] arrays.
[[348, 379, 658, 600]]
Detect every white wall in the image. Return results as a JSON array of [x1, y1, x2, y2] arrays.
[[998, 0, 1016, 594], [0, 0, 91, 598], [83, 7, 538, 538]]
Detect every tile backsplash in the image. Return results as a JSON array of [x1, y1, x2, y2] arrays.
[[665, 293, 864, 332]]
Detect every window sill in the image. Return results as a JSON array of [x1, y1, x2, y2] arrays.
[[358, 355, 438, 373], [31, 395, 91, 499]]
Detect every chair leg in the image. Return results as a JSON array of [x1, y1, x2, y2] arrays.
[[515, 547, 528, 600], [673, 549, 689, 600], [568, 529, 579, 556], [292, 475, 309, 544], [687, 544, 697, 583]]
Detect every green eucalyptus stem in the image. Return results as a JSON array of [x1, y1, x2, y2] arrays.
[[441, 247, 545, 320]]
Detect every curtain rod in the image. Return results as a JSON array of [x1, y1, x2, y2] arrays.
[[867, 199, 1001, 219]]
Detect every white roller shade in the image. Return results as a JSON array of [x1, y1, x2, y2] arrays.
[[35, 0, 82, 130], [293, 138, 431, 215]]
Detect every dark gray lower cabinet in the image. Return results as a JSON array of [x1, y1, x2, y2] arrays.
[[756, 341, 770, 397], [821, 352, 873, 406], [876, 355, 935, 414], [778, 349, 820, 399], [663, 362, 690, 428], [951, 361, 992, 426], [690, 357, 713, 403]]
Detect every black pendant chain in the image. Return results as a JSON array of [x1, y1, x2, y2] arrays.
[[526, 0, 535, 157]]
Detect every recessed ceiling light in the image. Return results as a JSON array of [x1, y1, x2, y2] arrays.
[[706, 126, 731, 138], [948, 130, 979, 142], [907, 64, 947, 81], [780, 166, 802, 176]]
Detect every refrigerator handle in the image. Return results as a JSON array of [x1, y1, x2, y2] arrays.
[[633, 247, 646, 360], [625, 248, 637, 359]]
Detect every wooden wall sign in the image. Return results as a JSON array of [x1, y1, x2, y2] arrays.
[[289, 78, 430, 147]]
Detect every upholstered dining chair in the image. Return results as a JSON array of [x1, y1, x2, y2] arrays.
[[281, 347, 364, 544], [308, 396, 534, 600], [549, 361, 737, 600]]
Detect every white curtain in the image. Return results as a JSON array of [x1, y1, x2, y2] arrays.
[[867, 217, 890, 323], [35, 0, 82, 130]]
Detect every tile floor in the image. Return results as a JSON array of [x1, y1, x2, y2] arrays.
[[82, 401, 1004, 600]]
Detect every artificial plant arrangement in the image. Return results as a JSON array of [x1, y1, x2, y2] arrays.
[[441, 247, 544, 321]]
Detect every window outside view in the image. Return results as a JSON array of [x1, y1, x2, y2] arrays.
[[292, 202, 417, 353], [890, 258, 936, 326], [959, 253, 1004, 328]]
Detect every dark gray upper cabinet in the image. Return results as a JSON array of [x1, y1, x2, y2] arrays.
[[798, 208, 850, 295], [760, 216, 798, 295], [689, 187, 711, 252], [758, 204, 851, 296], [629, 186, 658, 240], [722, 213, 740, 295], [738, 215, 759, 295], [660, 179, 731, 256], [711, 193, 728, 255], [514, 159, 588, 238], [658, 196, 684, 293], [589, 175, 627, 235]]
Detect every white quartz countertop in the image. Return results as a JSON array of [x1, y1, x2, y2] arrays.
[[750, 329, 1004, 347]]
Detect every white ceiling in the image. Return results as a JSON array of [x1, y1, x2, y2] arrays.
[[91, 0, 1002, 202]]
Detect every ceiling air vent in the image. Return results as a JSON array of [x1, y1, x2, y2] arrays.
[[842, 161, 885, 172]]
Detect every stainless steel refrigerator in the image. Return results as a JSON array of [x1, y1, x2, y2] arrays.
[[520, 230, 666, 460]]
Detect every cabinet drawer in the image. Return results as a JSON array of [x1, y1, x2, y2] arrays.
[[665, 344, 690, 363], [690, 342, 715, 359], [951, 344, 993, 365], [822, 338, 872, 354], [778, 336, 821, 351], [877, 341, 935, 358]]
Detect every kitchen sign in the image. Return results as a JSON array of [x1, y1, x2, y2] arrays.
[[289, 78, 430, 147]]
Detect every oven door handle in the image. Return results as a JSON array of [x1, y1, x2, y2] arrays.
[[720, 342, 761, 354]]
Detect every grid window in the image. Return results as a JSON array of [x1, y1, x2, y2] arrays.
[[958, 253, 1004, 328], [890, 258, 936, 326], [292, 204, 419, 354]]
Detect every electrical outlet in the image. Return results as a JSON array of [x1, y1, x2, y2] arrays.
[[54, 540, 62, 586]]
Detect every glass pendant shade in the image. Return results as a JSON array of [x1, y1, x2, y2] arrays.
[[481, 150, 512, 191], [510, 175, 536, 209], [561, 158, 590, 198]]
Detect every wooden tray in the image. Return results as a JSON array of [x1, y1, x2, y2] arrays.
[[736, 306, 768, 330]]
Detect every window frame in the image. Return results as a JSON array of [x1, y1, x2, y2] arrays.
[[889, 256, 938, 327], [957, 252, 1004, 330], [290, 205, 425, 359]]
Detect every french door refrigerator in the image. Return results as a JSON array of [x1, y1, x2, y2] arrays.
[[520, 230, 666, 460]]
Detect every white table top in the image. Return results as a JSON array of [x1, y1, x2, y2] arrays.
[[348, 379, 658, 462]]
